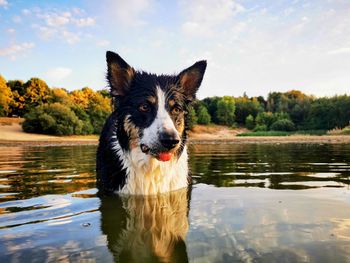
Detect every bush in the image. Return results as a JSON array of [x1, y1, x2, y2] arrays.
[[186, 106, 197, 130], [238, 131, 290, 136], [197, 105, 211, 125], [255, 112, 275, 128], [270, 119, 295, 131], [253, 124, 268, 132], [245, 114, 255, 130], [23, 103, 83, 135]]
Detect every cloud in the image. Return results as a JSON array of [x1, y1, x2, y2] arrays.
[[40, 12, 71, 27], [180, 0, 245, 37], [328, 47, 350, 55], [105, 0, 154, 27], [0, 42, 35, 60], [21, 8, 31, 15], [74, 17, 96, 27], [12, 15, 22, 23], [96, 39, 110, 47], [62, 30, 80, 44], [6, 28, 16, 34], [46, 67, 72, 82], [0, 0, 8, 8], [36, 26, 57, 40], [32, 8, 95, 44]]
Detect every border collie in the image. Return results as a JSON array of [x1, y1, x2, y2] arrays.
[[96, 51, 206, 195]]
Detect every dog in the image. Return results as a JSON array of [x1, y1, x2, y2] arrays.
[[96, 51, 206, 195]]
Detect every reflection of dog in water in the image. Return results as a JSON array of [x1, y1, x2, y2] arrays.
[[99, 188, 190, 262]]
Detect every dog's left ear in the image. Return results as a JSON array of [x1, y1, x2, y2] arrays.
[[178, 60, 207, 102]]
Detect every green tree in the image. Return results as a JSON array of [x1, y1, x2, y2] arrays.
[[23, 103, 84, 135], [216, 96, 235, 125], [0, 75, 12, 116], [245, 114, 255, 130], [187, 106, 197, 130], [235, 96, 263, 124], [270, 119, 296, 131], [202, 96, 221, 124], [197, 105, 211, 125]]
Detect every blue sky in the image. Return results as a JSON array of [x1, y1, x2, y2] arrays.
[[0, 0, 349, 99]]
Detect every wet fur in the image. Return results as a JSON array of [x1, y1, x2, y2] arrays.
[[96, 51, 206, 195]]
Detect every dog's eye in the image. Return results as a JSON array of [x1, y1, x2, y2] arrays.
[[172, 106, 181, 114], [139, 103, 150, 113]]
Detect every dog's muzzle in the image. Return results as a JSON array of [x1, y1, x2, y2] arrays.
[[140, 132, 180, 162]]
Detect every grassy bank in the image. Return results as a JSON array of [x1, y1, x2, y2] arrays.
[[238, 130, 328, 137]]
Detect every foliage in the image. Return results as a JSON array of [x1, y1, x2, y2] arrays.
[[245, 114, 255, 130], [23, 103, 84, 135], [253, 124, 268, 132], [235, 96, 263, 124], [0, 75, 12, 117], [294, 130, 327, 135], [255, 112, 276, 128], [238, 131, 290, 136], [187, 106, 197, 130], [50, 88, 72, 105], [23, 78, 51, 113], [1, 72, 350, 134], [196, 104, 211, 125], [202, 96, 221, 124], [270, 119, 296, 131], [216, 96, 235, 125], [7, 80, 25, 116]]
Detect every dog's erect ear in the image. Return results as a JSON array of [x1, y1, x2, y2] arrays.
[[178, 60, 207, 102], [106, 51, 135, 97]]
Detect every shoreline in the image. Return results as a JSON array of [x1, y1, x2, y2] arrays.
[[1, 121, 350, 147], [1, 135, 350, 147]]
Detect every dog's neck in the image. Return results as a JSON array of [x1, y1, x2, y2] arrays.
[[116, 146, 189, 195]]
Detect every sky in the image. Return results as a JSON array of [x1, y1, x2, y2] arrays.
[[0, 0, 350, 99]]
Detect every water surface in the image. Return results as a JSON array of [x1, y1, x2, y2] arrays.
[[0, 144, 350, 262]]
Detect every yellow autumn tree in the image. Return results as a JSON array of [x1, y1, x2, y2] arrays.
[[0, 75, 13, 116]]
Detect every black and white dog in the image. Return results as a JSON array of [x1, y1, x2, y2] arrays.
[[97, 51, 206, 195]]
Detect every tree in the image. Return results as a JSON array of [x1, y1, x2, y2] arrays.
[[51, 88, 72, 105], [0, 75, 12, 116], [270, 119, 296, 131], [22, 103, 84, 135], [245, 114, 255, 130], [7, 80, 25, 116], [186, 106, 197, 130], [216, 96, 236, 126], [23, 78, 51, 113], [202, 96, 221, 124], [235, 96, 263, 124], [197, 105, 211, 125]]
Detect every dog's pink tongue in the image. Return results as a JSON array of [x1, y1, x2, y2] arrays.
[[158, 152, 172, 162]]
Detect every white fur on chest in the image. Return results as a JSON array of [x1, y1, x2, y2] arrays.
[[116, 146, 189, 195]]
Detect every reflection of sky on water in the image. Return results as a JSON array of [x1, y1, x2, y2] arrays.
[[0, 144, 349, 262], [187, 185, 350, 262]]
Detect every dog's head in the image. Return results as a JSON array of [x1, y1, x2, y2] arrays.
[[106, 51, 206, 162]]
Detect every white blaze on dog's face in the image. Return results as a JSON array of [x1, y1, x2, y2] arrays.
[[106, 51, 207, 161], [140, 87, 181, 157]]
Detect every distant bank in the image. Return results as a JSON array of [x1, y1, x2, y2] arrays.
[[0, 118, 350, 146]]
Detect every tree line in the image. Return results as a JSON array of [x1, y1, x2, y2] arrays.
[[1, 74, 349, 135], [0, 74, 111, 135], [190, 90, 350, 132]]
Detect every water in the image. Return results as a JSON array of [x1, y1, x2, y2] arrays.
[[0, 144, 350, 262]]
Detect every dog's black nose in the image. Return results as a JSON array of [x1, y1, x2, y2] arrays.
[[159, 133, 180, 150]]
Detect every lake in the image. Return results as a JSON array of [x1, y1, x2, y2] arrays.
[[0, 143, 350, 262]]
